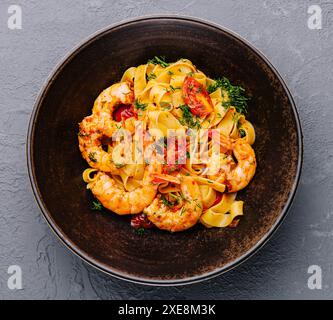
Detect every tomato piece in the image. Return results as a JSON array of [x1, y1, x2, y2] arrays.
[[113, 104, 135, 122], [213, 192, 223, 206], [229, 219, 240, 228], [131, 213, 154, 229], [162, 163, 184, 174], [151, 176, 167, 184], [182, 76, 214, 117]]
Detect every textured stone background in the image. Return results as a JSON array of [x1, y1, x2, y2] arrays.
[[0, 0, 332, 299]]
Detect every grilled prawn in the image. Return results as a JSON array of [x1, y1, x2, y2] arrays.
[[87, 163, 161, 215], [144, 175, 203, 232], [78, 82, 134, 173]]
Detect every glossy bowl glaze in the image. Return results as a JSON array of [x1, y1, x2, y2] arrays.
[[27, 16, 302, 285]]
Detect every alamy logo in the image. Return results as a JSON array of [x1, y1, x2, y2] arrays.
[[308, 5, 322, 29], [4, 4, 326, 31], [7, 5, 22, 30], [307, 265, 322, 290], [7, 265, 22, 290]]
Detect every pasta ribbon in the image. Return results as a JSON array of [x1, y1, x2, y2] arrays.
[[239, 118, 255, 145], [83, 168, 98, 183], [148, 110, 183, 136], [200, 193, 244, 228]]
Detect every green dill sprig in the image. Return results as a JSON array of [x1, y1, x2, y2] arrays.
[[160, 194, 175, 208], [193, 199, 202, 210], [179, 207, 186, 216], [115, 163, 126, 169], [134, 227, 145, 236], [91, 200, 103, 211], [88, 152, 97, 163], [146, 72, 157, 81], [239, 128, 246, 138], [178, 104, 201, 129], [78, 131, 87, 137], [207, 77, 248, 114], [160, 101, 172, 110], [134, 99, 147, 111], [148, 56, 169, 68], [169, 85, 181, 92]]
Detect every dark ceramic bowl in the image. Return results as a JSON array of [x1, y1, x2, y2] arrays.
[[27, 16, 302, 285]]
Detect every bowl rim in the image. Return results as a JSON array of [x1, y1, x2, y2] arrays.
[[27, 14, 303, 286]]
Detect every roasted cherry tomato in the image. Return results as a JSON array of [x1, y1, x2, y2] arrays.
[[131, 213, 154, 229], [162, 163, 184, 174], [212, 192, 223, 206], [229, 219, 240, 228], [113, 104, 135, 122], [182, 76, 214, 117]]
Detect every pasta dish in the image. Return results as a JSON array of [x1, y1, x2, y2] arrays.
[[78, 57, 256, 232]]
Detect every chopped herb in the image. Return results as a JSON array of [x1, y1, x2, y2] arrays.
[[168, 193, 179, 200], [146, 72, 156, 81], [236, 118, 243, 129], [134, 227, 145, 236], [78, 131, 87, 137], [186, 151, 190, 159], [207, 77, 248, 114], [239, 128, 246, 138], [160, 101, 171, 110], [88, 152, 97, 163], [134, 99, 147, 110], [232, 112, 240, 125], [179, 192, 190, 203], [148, 56, 169, 68], [222, 101, 230, 110], [167, 70, 174, 76], [194, 199, 202, 209], [178, 104, 201, 129], [115, 163, 126, 169], [169, 85, 181, 92], [179, 207, 186, 216], [160, 194, 174, 208], [91, 200, 103, 211]]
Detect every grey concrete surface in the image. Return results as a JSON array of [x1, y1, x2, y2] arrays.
[[0, 0, 332, 299]]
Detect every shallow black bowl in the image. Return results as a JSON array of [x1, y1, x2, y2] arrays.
[[27, 16, 302, 285]]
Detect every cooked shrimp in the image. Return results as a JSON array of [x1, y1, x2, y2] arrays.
[[92, 81, 134, 115], [78, 114, 122, 173], [78, 81, 135, 172], [225, 139, 256, 192], [144, 175, 203, 232], [213, 133, 256, 192], [88, 163, 161, 215]]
